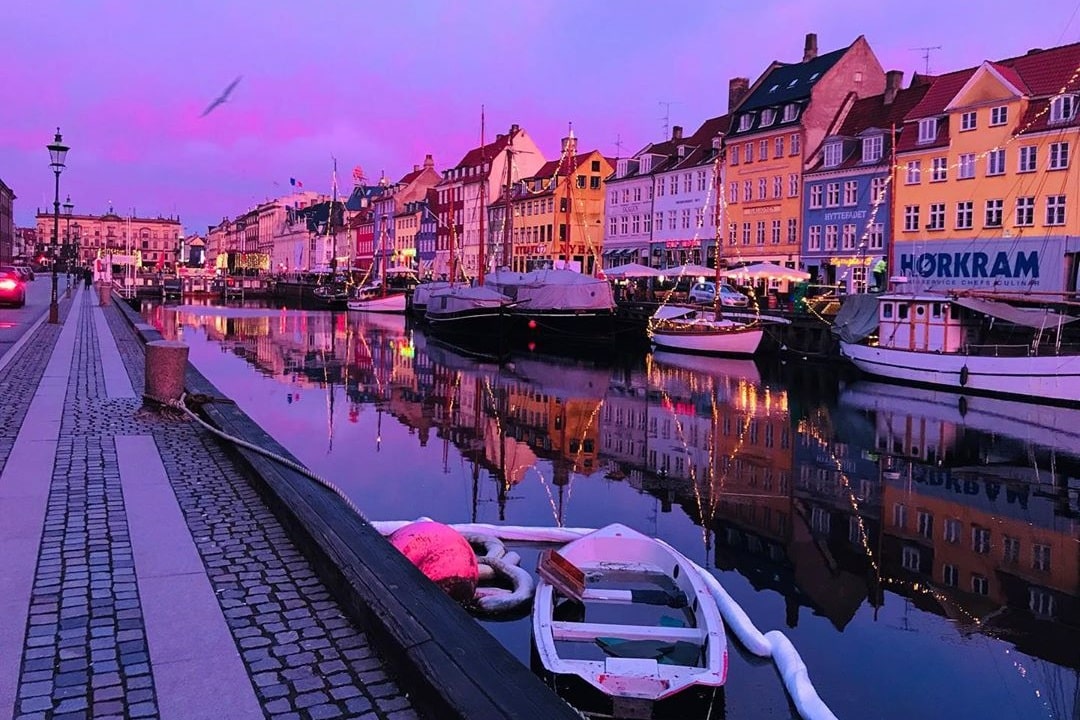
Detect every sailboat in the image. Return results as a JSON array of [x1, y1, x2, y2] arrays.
[[649, 148, 764, 356], [347, 227, 411, 313]]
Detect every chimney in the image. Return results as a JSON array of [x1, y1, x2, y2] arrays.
[[728, 77, 750, 111], [884, 70, 904, 105], [803, 33, 818, 63], [560, 133, 578, 156], [423, 153, 434, 168], [509, 123, 520, 134], [413, 164, 420, 172], [672, 125, 683, 141]]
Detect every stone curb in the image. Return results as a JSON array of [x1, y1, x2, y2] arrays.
[[112, 299, 580, 720]]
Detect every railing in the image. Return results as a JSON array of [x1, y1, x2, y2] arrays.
[[966, 342, 1080, 357]]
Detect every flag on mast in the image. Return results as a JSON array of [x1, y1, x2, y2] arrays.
[[290, 177, 304, 189]]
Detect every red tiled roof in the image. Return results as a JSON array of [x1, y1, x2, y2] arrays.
[[989, 62, 1030, 95], [809, 84, 932, 171], [456, 130, 517, 168], [903, 67, 976, 121]]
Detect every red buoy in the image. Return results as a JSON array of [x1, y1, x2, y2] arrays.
[[388, 521, 479, 602]]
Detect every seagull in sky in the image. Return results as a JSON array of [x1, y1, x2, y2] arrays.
[[200, 76, 242, 117]]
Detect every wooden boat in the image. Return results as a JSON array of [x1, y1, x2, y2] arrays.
[[425, 285, 513, 338], [649, 306, 764, 356], [346, 283, 407, 314], [532, 523, 727, 718], [836, 293, 1080, 405]]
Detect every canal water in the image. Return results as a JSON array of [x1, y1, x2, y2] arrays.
[[142, 300, 1079, 720]]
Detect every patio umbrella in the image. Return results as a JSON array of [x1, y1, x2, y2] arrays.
[[604, 262, 662, 278], [721, 262, 809, 282], [663, 263, 714, 279], [385, 265, 417, 275]]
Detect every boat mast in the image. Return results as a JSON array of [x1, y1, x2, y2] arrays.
[[478, 106, 486, 286], [331, 157, 338, 275], [563, 124, 573, 270], [713, 140, 725, 322], [503, 142, 513, 270], [886, 121, 897, 294]]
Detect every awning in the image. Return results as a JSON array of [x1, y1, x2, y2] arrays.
[[952, 296, 1080, 329], [618, 248, 636, 258]]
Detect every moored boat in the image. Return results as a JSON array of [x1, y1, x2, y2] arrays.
[[532, 523, 727, 718], [836, 292, 1080, 405], [485, 268, 617, 343], [346, 283, 407, 314], [649, 305, 764, 356], [425, 285, 513, 338]]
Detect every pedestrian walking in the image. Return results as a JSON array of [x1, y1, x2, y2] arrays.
[[83, 266, 92, 289]]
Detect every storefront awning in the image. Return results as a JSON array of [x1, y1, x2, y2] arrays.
[[952, 296, 1079, 329]]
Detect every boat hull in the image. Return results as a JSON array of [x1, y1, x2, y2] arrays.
[[532, 524, 727, 715], [650, 326, 764, 356], [346, 293, 407, 314], [507, 309, 617, 345], [839, 341, 1080, 405], [426, 307, 511, 339]]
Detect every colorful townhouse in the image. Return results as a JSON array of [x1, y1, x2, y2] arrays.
[[892, 43, 1080, 294], [344, 182, 385, 273], [491, 133, 613, 274], [434, 125, 545, 281], [723, 33, 885, 279], [414, 189, 439, 279], [602, 136, 668, 268], [372, 154, 440, 276], [650, 118, 728, 270], [802, 71, 930, 293], [36, 206, 182, 272]]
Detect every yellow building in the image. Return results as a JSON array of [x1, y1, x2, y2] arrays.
[[892, 43, 1080, 293], [489, 134, 613, 274], [724, 34, 884, 270], [35, 205, 181, 270]]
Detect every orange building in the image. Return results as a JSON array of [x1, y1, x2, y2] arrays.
[[723, 33, 884, 271]]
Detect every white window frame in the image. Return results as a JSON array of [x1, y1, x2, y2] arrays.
[[956, 201, 973, 229], [790, 133, 801, 156], [985, 199, 1003, 227], [841, 224, 856, 249], [843, 180, 858, 206], [990, 106, 1008, 126], [783, 104, 798, 122], [825, 182, 840, 207], [867, 223, 883, 249], [906, 160, 921, 184], [917, 117, 937, 143], [986, 149, 1005, 176], [1050, 95, 1076, 123], [928, 203, 945, 230], [862, 135, 883, 162], [760, 108, 775, 126], [1046, 195, 1066, 226], [958, 153, 975, 179], [824, 225, 838, 250], [738, 113, 753, 131], [809, 185, 823, 209], [904, 205, 919, 231], [824, 142, 843, 167], [871, 176, 887, 204], [788, 174, 799, 197], [1018, 145, 1037, 173], [960, 111, 977, 131], [1016, 196, 1034, 226], [808, 225, 821, 250], [1050, 141, 1070, 170], [931, 157, 948, 182]]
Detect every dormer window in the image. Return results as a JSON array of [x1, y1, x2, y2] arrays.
[[677, 145, 686, 158], [738, 113, 753, 131], [1050, 95, 1076, 123], [787, 78, 799, 88], [783, 104, 798, 122], [918, 118, 937, 144], [823, 142, 843, 168], [809, 72, 820, 82], [862, 135, 883, 162], [760, 108, 776, 126], [712, 137, 721, 150], [769, 84, 779, 93]]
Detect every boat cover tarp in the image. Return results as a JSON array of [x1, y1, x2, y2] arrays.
[[488, 269, 614, 311], [951, 296, 1080, 329], [429, 286, 510, 314], [831, 293, 879, 343]]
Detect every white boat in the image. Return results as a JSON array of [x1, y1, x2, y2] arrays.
[[649, 306, 764, 356], [532, 523, 727, 717], [837, 293, 1080, 405], [346, 284, 407, 314], [410, 281, 455, 316], [484, 268, 617, 341]]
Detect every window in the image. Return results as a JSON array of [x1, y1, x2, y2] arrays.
[[1003, 535, 1020, 564], [871, 177, 887, 204], [620, 216, 628, 235], [1046, 195, 1066, 225], [1050, 141, 1070, 169], [1016, 196, 1034, 226], [960, 111, 977, 131], [683, 173, 692, 193], [956, 201, 973, 229], [609, 217, 617, 236], [943, 564, 959, 587], [808, 225, 821, 250], [773, 175, 782, 199], [742, 222, 751, 245], [906, 160, 921, 184], [809, 185, 823, 209], [825, 182, 840, 207], [842, 224, 856, 249], [654, 212, 662, 231], [842, 180, 858, 206], [862, 135, 883, 162], [1018, 145, 1037, 173], [738, 114, 753, 131], [728, 222, 736, 244], [745, 142, 754, 163], [867, 223, 883, 249], [985, 199, 1003, 227], [986, 148, 1005, 175], [756, 221, 766, 245], [928, 203, 945, 230], [990, 106, 1008, 126], [916, 511, 933, 538], [644, 214, 652, 233], [790, 133, 801, 155], [758, 178, 767, 200], [825, 225, 838, 250], [657, 180, 665, 197], [972, 526, 991, 554], [944, 518, 961, 543], [904, 205, 920, 231], [958, 153, 975, 179], [743, 181, 751, 202], [892, 503, 907, 528], [901, 546, 921, 572], [1029, 589, 1055, 618], [775, 136, 784, 158], [730, 145, 740, 165], [788, 218, 798, 243], [576, 175, 586, 188], [681, 209, 691, 229], [784, 105, 798, 122], [972, 574, 989, 596], [631, 215, 640, 233], [760, 108, 775, 126], [669, 176, 678, 195], [931, 157, 948, 181], [1050, 94, 1076, 123], [771, 219, 781, 244], [667, 210, 676, 230], [789, 174, 799, 197], [759, 139, 769, 159], [729, 182, 738, 204], [824, 142, 843, 167], [918, 117, 937, 143], [697, 170, 707, 191]]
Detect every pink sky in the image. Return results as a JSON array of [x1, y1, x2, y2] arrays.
[[2, 0, 1078, 233]]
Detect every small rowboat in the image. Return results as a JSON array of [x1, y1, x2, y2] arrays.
[[532, 523, 727, 719]]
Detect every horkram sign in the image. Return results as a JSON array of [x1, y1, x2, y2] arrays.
[[895, 237, 1066, 292]]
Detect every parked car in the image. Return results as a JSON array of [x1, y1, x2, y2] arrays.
[[0, 268, 27, 307], [687, 281, 750, 307], [16, 265, 35, 281], [0, 264, 32, 283]]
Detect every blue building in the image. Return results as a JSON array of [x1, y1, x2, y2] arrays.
[[802, 72, 930, 293], [415, 189, 438, 279]]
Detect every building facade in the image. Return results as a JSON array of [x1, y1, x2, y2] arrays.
[[373, 155, 440, 276], [602, 136, 672, 268], [802, 71, 930, 293], [0, 178, 14, 263], [35, 207, 182, 271], [724, 33, 885, 274], [892, 44, 1080, 294]]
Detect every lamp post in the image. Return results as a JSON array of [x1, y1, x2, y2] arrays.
[[47, 128, 70, 324], [62, 196, 73, 285]]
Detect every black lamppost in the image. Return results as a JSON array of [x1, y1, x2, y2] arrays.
[[47, 128, 70, 324], [62, 196, 73, 281]]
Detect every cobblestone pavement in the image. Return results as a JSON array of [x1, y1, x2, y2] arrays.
[[5, 291, 425, 720]]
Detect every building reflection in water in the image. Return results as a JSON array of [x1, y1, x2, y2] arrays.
[[144, 302, 1079, 712]]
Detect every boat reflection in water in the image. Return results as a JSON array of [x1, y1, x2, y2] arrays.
[[141, 299, 1080, 720]]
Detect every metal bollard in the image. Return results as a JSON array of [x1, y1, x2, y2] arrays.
[[144, 340, 189, 406], [97, 282, 111, 306]]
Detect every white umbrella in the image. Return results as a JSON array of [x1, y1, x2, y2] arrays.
[[385, 265, 417, 275], [603, 262, 662, 278], [721, 262, 808, 282], [664, 263, 715, 279]]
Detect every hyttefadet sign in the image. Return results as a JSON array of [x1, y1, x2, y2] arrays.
[[895, 237, 1068, 291]]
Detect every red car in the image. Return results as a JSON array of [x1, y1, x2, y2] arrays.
[[0, 268, 27, 307]]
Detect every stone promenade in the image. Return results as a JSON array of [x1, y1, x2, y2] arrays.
[[0, 286, 424, 719]]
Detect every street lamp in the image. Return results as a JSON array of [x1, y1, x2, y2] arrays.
[[47, 128, 70, 324], [62, 195, 73, 281]]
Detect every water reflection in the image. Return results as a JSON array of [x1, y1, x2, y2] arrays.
[[143, 301, 1079, 719]]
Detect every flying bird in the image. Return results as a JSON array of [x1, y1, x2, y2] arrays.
[[200, 76, 242, 117]]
